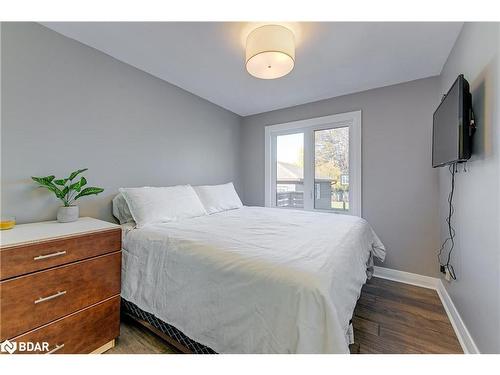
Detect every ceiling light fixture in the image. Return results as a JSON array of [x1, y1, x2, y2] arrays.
[[245, 25, 295, 80]]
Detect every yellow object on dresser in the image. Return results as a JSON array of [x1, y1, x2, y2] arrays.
[[0, 217, 16, 230], [0, 217, 122, 354]]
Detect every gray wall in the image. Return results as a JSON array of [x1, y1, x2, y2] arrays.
[[240, 77, 442, 277], [1, 23, 241, 223], [438, 23, 500, 353]]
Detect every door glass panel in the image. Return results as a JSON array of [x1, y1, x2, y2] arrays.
[[314, 127, 349, 211], [276, 133, 304, 208]]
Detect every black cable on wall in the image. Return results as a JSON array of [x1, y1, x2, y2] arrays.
[[437, 162, 458, 280]]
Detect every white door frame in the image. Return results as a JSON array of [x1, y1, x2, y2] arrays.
[[264, 110, 362, 216]]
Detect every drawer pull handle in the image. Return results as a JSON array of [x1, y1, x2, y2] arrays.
[[34, 290, 67, 304], [46, 343, 64, 354], [34, 251, 67, 261]]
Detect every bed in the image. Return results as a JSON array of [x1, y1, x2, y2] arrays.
[[119, 204, 386, 354]]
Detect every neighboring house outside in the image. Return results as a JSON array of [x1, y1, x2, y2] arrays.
[[276, 161, 348, 210], [276, 161, 306, 208]]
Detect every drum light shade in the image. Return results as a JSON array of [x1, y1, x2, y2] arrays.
[[246, 25, 295, 79]]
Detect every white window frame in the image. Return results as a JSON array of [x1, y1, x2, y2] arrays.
[[264, 110, 362, 216]]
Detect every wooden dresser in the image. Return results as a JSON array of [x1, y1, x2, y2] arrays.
[[0, 217, 121, 354]]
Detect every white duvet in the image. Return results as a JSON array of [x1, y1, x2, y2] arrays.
[[121, 206, 386, 353]]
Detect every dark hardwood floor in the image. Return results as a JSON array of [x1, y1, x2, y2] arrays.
[[351, 277, 462, 353], [106, 277, 462, 354]]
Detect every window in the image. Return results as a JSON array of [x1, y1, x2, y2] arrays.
[[276, 133, 304, 208], [265, 111, 361, 216]]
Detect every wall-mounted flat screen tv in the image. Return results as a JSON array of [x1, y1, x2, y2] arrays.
[[432, 74, 473, 168]]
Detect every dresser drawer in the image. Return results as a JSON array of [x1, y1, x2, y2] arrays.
[[10, 296, 120, 354], [0, 251, 121, 340], [0, 228, 121, 280]]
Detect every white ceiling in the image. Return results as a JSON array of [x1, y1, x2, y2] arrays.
[[41, 22, 463, 116]]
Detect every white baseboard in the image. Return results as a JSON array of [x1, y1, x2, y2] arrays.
[[373, 266, 440, 290], [372, 266, 479, 354], [435, 282, 480, 354]]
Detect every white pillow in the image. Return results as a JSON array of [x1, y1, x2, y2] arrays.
[[112, 193, 134, 224], [119, 185, 207, 228], [194, 182, 243, 214]]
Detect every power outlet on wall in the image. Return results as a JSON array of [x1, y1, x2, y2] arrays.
[[445, 268, 452, 282]]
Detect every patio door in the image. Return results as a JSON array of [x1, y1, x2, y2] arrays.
[[265, 111, 361, 216]]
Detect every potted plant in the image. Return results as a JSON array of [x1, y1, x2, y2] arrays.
[[32, 168, 104, 223]]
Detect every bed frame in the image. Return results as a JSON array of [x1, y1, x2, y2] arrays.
[[121, 299, 216, 354]]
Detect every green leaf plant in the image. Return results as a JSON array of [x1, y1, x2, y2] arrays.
[[31, 168, 104, 207]]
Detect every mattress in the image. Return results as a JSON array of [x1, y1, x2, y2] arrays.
[[121, 206, 386, 353]]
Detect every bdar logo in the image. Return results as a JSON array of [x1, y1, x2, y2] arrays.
[[1, 339, 17, 354]]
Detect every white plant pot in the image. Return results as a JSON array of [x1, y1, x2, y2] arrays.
[[57, 206, 79, 223]]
